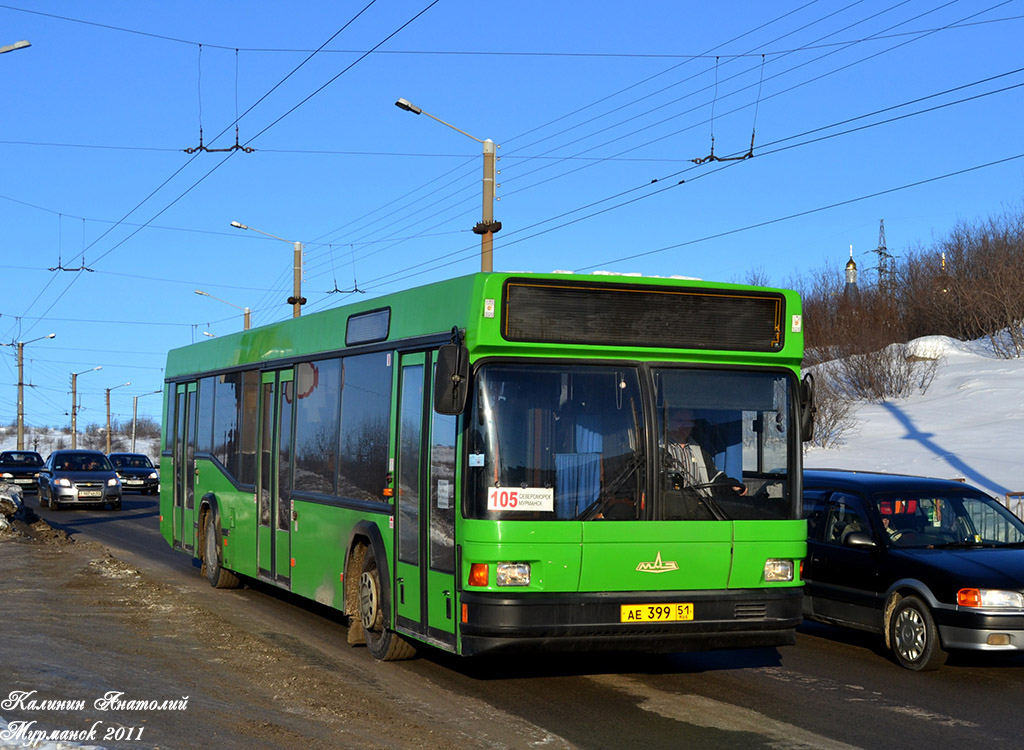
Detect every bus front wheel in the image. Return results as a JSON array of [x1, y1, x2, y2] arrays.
[[203, 511, 240, 589], [358, 549, 415, 661]]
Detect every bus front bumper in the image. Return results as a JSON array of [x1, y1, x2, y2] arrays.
[[458, 587, 802, 656]]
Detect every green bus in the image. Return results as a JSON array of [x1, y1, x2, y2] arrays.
[[160, 272, 814, 660]]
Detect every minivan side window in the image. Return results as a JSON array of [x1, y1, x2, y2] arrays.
[[823, 492, 870, 545]]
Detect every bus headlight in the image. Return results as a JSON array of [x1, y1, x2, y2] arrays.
[[763, 559, 794, 583], [496, 562, 531, 587]]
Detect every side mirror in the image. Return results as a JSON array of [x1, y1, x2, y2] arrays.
[[434, 343, 469, 415], [844, 531, 877, 549], [799, 373, 816, 443]]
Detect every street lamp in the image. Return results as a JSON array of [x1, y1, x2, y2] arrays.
[[230, 221, 306, 318], [70, 365, 102, 449], [195, 289, 251, 330], [131, 390, 163, 453], [0, 40, 31, 54], [395, 97, 501, 272], [105, 382, 131, 454], [1, 333, 56, 449]]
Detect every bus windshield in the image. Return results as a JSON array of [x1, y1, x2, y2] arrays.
[[467, 363, 796, 521]]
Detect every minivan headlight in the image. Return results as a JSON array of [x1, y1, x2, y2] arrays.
[[958, 589, 1024, 609]]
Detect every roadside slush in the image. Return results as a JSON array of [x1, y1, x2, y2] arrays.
[[0, 507, 572, 750]]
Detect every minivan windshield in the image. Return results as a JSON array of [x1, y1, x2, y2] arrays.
[[872, 491, 1024, 547]]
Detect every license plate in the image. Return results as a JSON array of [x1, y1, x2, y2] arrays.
[[14, 478, 33, 484], [620, 603, 694, 623], [125, 480, 143, 485], [79, 490, 102, 498]]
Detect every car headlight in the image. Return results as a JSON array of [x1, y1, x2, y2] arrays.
[[496, 562, 531, 587], [107, 477, 120, 487], [958, 589, 1024, 609], [1, 472, 12, 479], [764, 559, 795, 583], [148, 472, 159, 479], [55, 478, 72, 488]]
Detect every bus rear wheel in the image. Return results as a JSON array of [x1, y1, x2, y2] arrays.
[[203, 511, 240, 589], [358, 549, 415, 661]]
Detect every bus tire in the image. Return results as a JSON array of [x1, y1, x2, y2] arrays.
[[359, 548, 415, 661], [203, 511, 240, 589]]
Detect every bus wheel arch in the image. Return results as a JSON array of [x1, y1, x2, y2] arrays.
[[199, 494, 240, 589], [345, 521, 415, 660]]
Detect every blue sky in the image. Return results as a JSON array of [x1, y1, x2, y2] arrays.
[[1, 0, 1022, 431]]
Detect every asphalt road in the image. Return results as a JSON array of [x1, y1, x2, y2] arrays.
[[23, 490, 1024, 750]]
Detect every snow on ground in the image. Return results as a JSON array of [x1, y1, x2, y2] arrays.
[[806, 335, 1024, 500]]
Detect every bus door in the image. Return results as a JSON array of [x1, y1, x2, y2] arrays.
[[394, 351, 458, 649], [257, 369, 295, 585], [173, 381, 198, 553]]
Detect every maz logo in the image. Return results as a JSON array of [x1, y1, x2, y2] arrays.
[[636, 551, 679, 573]]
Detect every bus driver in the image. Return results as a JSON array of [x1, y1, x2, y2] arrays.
[[664, 408, 746, 498]]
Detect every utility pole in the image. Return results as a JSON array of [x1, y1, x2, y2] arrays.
[[71, 366, 102, 449], [395, 98, 501, 272], [230, 222, 306, 318], [17, 342, 24, 449], [105, 382, 131, 454], [131, 390, 162, 452], [2, 333, 55, 449]]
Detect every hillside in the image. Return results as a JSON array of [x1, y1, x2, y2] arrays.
[[806, 335, 1024, 501]]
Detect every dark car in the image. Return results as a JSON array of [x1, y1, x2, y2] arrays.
[[0, 450, 45, 493], [38, 449, 122, 511], [802, 469, 1024, 670], [108, 452, 159, 495]]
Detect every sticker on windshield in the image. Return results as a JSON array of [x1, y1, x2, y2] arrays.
[[487, 487, 554, 512]]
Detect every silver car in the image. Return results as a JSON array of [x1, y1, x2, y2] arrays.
[[38, 449, 122, 511]]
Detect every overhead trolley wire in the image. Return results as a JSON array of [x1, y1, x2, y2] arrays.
[[497, 0, 1005, 204], [3, 3, 1019, 57], [325, 65, 1024, 296]]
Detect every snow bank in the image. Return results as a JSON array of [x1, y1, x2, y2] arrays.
[[807, 335, 1024, 498]]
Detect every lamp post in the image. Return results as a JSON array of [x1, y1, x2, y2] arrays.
[[0, 40, 31, 54], [395, 98, 500, 272], [230, 221, 306, 317], [105, 382, 131, 454], [1, 333, 56, 449], [195, 289, 251, 330], [71, 365, 102, 449], [131, 390, 162, 452]]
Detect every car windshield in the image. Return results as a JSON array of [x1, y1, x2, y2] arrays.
[[111, 455, 153, 469], [0, 451, 43, 467], [872, 491, 1024, 547], [56, 453, 113, 472]]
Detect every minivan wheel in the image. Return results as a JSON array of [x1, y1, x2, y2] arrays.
[[890, 596, 947, 671]]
